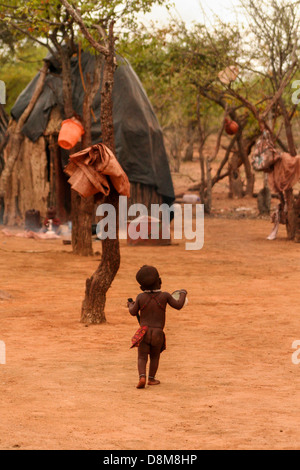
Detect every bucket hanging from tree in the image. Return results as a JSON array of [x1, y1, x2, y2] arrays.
[[224, 117, 239, 135], [58, 117, 85, 150]]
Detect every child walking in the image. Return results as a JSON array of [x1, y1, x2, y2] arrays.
[[128, 265, 187, 389]]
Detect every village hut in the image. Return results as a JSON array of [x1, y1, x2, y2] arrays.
[[1, 51, 174, 225]]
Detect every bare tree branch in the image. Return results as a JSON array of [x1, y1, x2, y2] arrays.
[[59, 0, 109, 56]]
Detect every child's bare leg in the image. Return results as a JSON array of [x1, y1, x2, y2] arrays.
[[137, 342, 149, 388], [148, 341, 163, 385]]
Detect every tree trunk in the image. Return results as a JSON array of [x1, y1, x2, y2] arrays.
[[236, 133, 254, 196], [0, 62, 49, 198], [52, 39, 95, 254], [0, 104, 8, 135], [183, 121, 195, 162], [60, 46, 74, 119], [81, 21, 120, 324], [278, 99, 298, 241], [279, 97, 297, 157], [49, 136, 67, 221], [199, 147, 205, 205], [257, 174, 271, 215], [71, 190, 94, 256], [285, 188, 296, 240], [81, 185, 120, 323], [294, 193, 300, 243], [228, 152, 243, 198], [205, 157, 212, 214], [71, 54, 102, 256]]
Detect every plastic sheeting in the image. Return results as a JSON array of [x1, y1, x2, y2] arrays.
[[11, 52, 174, 203], [65, 143, 130, 198], [268, 152, 300, 193]]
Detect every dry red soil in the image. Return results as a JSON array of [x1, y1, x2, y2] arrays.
[[0, 212, 299, 449]]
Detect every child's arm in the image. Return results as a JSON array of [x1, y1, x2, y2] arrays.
[[166, 290, 187, 310], [128, 295, 141, 317]]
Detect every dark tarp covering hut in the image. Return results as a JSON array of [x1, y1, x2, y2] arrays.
[[4, 51, 174, 224], [5, 52, 174, 222]]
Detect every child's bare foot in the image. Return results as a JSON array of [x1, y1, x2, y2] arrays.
[[136, 375, 146, 389], [148, 376, 160, 385]]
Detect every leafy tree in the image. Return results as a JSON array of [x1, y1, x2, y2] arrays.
[[120, 4, 300, 218], [59, 0, 172, 324], [232, 0, 300, 238], [0, 0, 172, 321], [118, 25, 204, 172], [119, 21, 250, 206], [0, 0, 171, 255]]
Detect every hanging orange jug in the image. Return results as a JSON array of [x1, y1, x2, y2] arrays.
[[225, 117, 239, 135], [58, 117, 85, 150]]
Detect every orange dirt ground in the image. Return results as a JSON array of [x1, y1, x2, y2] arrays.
[[0, 212, 299, 450], [0, 151, 300, 450]]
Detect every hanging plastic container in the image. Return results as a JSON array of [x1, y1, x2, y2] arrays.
[[218, 66, 239, 85], [58, 117, 84, 150], [225, 118, 239, 135]]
